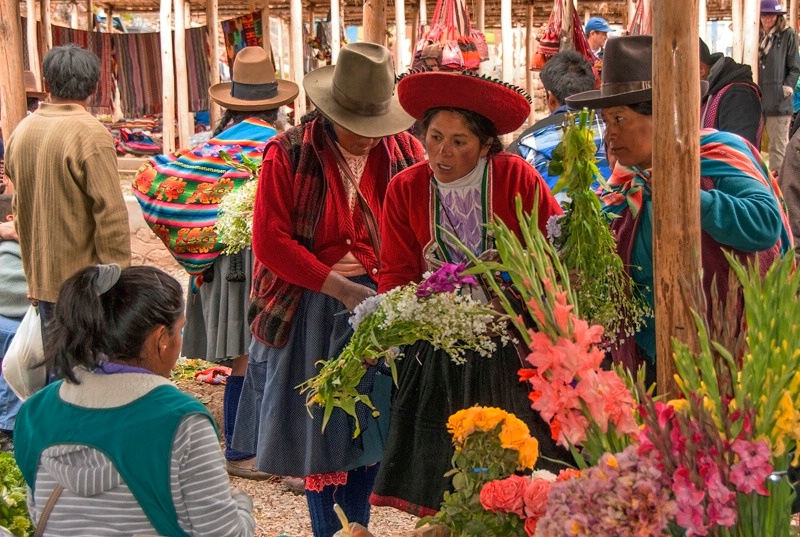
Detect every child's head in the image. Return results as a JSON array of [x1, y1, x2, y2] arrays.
[[0, 194, 12, 221]]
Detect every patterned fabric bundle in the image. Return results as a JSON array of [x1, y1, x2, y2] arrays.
[[132, 118, 277, 275]]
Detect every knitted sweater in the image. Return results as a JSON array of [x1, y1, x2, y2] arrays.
[[0, 241, 28, 318], [5, 103, 131, 302]]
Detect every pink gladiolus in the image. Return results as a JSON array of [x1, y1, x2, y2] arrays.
[[673, 467, 708, 536], [730, 438, 773, 495], [575, 369, 639, 436], [415, 263, 477, 297]]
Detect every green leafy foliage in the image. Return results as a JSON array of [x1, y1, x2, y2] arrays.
[[0, 453, 32, 536]]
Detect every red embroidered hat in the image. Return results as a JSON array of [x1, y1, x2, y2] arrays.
[[397, 71, 531, 135]]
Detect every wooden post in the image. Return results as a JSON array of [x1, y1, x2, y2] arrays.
[[331, 0, 340, 62], [276, 17, 285, 77], [526, 3, 534, 124], [206, 0, 221, 128], [70, 1, 78, 29], [395, 0, 406, 72], [501, 0, 511, 81], [26, 0, 41, 84], [249, 0, 256, 15], [173, 0, 192, 148], [290, 0, 306, 119], [651, 0, 701, 398], [791, 0, 798, 34], [410, 8, 419, 54], [87, 0, 93, 30], [420, 0, 427, 25], [475, 0, 484, 32], [106, 7, 113, 32], [627, 0, 636, 30], [363, 0, 386, 45], [160, 0, 176, 153], [308, 3, 315, 34], [698, 0, 706, 42], [732, 0, 743, 62], [41, 0, 52, 53], [262, 0, 272, 57], [561, 0, 574, 51], [0, 0, 27, 137], [742, 0, 759, 84]]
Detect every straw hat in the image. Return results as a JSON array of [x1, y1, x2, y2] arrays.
[[567, 35, 708, 109], [397, 71, 531, 135], [303, 42, 414, 138], [208, 47, 299, 111], [23, 71, 47, 100]]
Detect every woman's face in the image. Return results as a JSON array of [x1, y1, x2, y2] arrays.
[[424, 110, 491, 183], [761, 14, 778, 31], [332, 123, 381, 156], [601, 105, 653, 169]]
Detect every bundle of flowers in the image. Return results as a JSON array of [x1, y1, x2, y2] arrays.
[[300, 263, 508, 436], [546, 108, 651, 345], [215, 150, 259, 254], [0, 453, 32, 536], [418, 406, 543, 537]]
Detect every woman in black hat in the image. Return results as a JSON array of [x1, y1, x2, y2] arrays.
[[231, 42, 424, 537], [566, 35, 791, 384]]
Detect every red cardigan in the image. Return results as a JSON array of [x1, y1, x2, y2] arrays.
[[378, 153, 563, 293]]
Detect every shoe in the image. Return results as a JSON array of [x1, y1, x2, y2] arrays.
[[226, 458, 274, 481], [281, 476, 305, 495]]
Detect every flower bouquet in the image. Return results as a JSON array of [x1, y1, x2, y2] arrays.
[[546, 108, 651, 345], [418, 406, 545, 537], [0, 453, 32, 537], [299, 263, 508, 436], [215, 150, 259, 254]]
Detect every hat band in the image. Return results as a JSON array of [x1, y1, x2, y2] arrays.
[[231, 81, 279, 101], [601, 81, 652, 95], [331, 83, 391, 116]]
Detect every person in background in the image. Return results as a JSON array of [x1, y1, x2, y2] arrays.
[[758, 0, 800, 173], [232, 42, 425, 537], [508, 50, 610, 203], [181, 46, 299, 482], [369, 70, 571, 516], [13, 264, 255, 536], [789, 61, 800, 138], [585, 16, 612, 59], [567, 35, 790, 386], [700, 38, 763, 147], [5, 45, 130, 340], [0, 194, 26, 453]]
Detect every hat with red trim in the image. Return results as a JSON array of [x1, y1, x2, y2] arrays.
[[397, 71, 531, 135]]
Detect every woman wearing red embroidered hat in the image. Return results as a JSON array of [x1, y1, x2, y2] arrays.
[[369, 71, 571, 516]]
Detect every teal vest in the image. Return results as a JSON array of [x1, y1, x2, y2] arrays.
[[15, 380, 215, 537]]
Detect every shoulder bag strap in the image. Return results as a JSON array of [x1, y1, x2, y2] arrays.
[[33, 484, 64, 537], [323, 136, 383, 269]]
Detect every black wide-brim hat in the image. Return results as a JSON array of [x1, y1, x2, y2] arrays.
[[398, 71, 531, 135], [566, 35, 708, 109]]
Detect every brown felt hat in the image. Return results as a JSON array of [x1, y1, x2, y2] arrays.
[[303, 42, 414, 138], [23, 71, 47, 100], [209, 46, 299, 111], [566, 35, 708, 109]]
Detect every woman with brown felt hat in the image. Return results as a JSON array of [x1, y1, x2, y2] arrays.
[[230, 42, 425, 537]]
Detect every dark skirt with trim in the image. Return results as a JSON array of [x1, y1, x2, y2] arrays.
[[369, 339, 573, 516], [230, 274, 391, 477]]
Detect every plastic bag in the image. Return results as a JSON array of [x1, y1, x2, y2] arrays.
[[2, 305, 46, 401]]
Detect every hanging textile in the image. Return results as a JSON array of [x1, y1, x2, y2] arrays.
[[186, 27, 211, 112], [221, 12, 264, 66], [411, 0, 486, 72], [531, 1, 597, 73], [113, 32, 163, 118], [628, 0, 651, 36]]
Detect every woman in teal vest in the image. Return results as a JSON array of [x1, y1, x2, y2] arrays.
[[14, 264, 255, 537]]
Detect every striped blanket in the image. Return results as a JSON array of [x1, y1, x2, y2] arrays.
[[132, 118, 277, 275]]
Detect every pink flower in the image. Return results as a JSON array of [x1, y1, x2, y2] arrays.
[[415, 263, 477, 297], [479, 474, 527, 517], [523, 516, 538, 536], [522, 478, 550, 518], [575, 369, 638, 436], [672, 466, 708, 536], [730, 438, 773, 495]]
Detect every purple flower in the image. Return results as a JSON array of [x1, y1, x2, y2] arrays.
[[415, 263, 477, 298]]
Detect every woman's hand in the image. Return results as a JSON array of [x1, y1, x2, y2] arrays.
[[321, 272, 377, 312]]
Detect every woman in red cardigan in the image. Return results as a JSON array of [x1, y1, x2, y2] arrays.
[[369, 71, 572, 516]]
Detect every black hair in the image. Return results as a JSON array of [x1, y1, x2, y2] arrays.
[[47, 265, 184, 383], [0, 194, 11, 219], [628, 101, 653, 116], [540, 51, 596, 105], [212, 108, 280, 136], [418, 107, 504, 156], [42, 44, 100, 101]]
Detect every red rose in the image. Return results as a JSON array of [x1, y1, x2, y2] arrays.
[[523, 478, 551, 518], [524, 515, 538, 536], [479, 475, 526, 517]]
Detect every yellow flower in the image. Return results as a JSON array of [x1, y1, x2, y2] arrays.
[[499, 415, 531, 450], [606, 454, 618, 469], [668, 399, 689, 413], [474, 407, 508, 432], [517, 438, 539, 470], [771, 391, 800, 457], [447, 408, 476, 444]]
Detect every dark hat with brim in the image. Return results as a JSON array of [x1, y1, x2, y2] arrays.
[[209, 47, 299, 111], [397, 71, 531, 135], [567, 35, 708, 109], [304, 42, 414, 138]]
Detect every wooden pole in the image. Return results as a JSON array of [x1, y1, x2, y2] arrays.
[[791, 0, 798, 34], [561, 0, 574, 51], [652, 0, 701, 398], [87, 0, 93, 30], [742, 0, 759, 84], [501, 0, 511, 81], [70, 2, 78, 29], [0, 0, 27, 137], [262, 0, 272, 57], [475, 0, 484, 32], [160, 0, 176, 153], [363, 0, 386, 45], [290, 0, 306, 119], [106, 7, 113, 32], [627, 0, 635, 31], [331, 0, 340, 62], [698, 0, 706, 42], [41, 0, 52, 53], [420, 0, 427, 25], [206, 0, 221, 128], [526, 3, 534, 124], [410, 8, 419, 54], [395, 0, 406, 72], [732, 0, 743, 62], [276, 17, 285, 77], [26, 0, 41, 84], [173, 0, 191, 148]]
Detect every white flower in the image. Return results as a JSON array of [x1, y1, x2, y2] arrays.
[[350, 295, 384, 330], [546, 214, 563, 242]]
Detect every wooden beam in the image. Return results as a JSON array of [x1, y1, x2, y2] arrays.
[[206, 0, 221, 128], [106, 6, 113, 31], [791, 0, 798, 35], [410, 7, 418, 54], [742, 0, 758, 84], [652, 0, 700, 398], [160, 0, 175, 153], [290, 0, 306, 119], [626, 0, 635, 30], [475, 0, 484, 32], [87, 0, 93, 29], [419, 0, 426, 25], [276, 17, 285, 76], [395, 0, 405, 72], [526, 3, 534, 124], [41, 0, 52, 53], [261, 0, 271, 57], [561, 0, 574, 51], [26, 0, 41, 84], [731, 0, 742, 62], [698, 0, 706, 42], [363, 0, 386, 45], [0, 0, 26, 138], [330, 0, 340, 62], [174, 0, 192, 148]]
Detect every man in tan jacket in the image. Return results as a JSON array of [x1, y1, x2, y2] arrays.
[[5, 44, 130, 334]]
